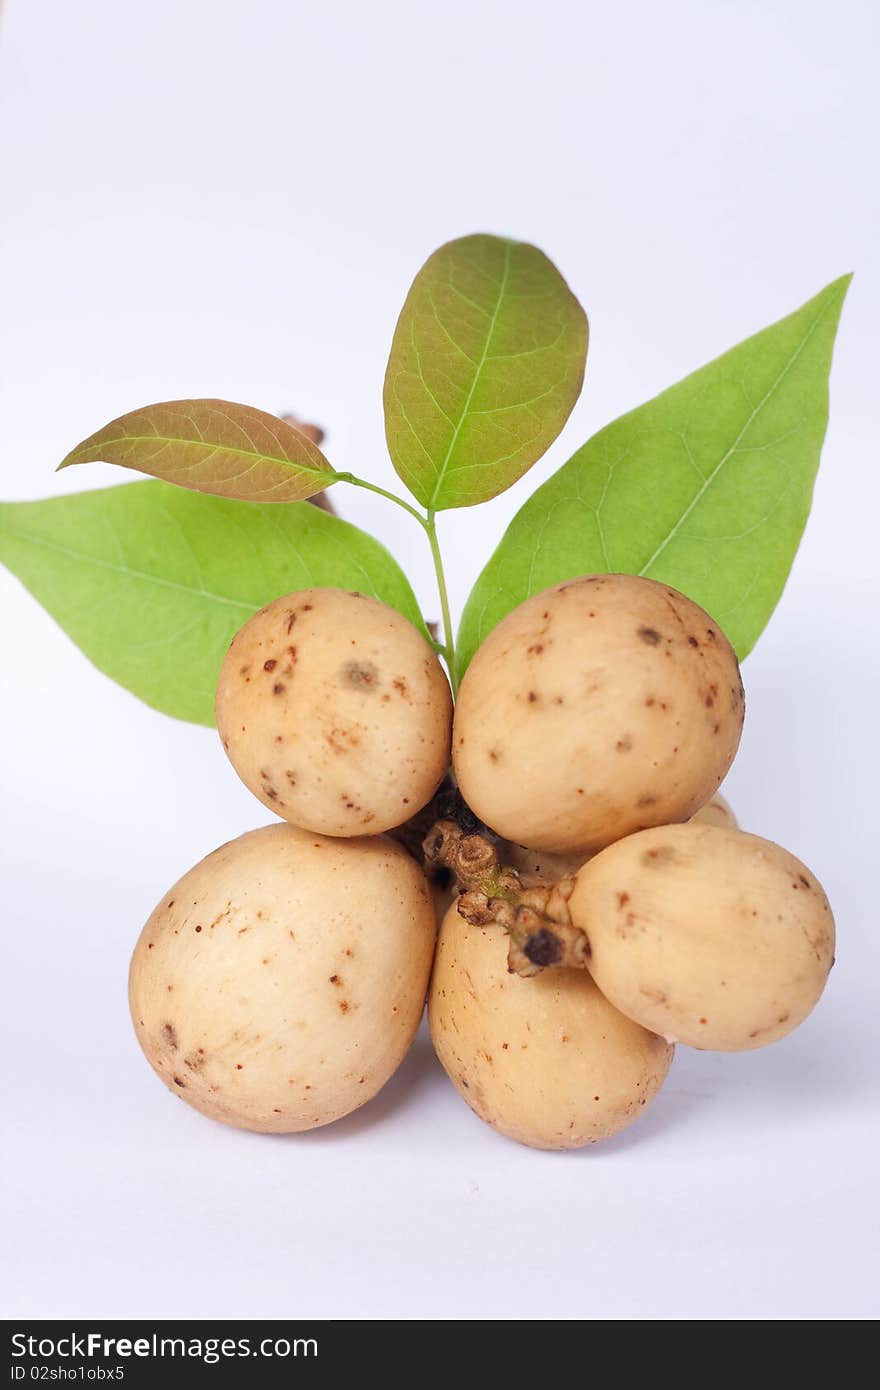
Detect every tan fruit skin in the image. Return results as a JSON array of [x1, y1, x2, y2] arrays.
[[501, 842, 592, 884], [498, 790, 735, 883], [429, 903, 673, 1150], [570, 823, 835, 1051], [216, 588, 452, 836], [691, 791, 737, 830], [129, 824, 436, 1133], [453, 574, 744, 854]]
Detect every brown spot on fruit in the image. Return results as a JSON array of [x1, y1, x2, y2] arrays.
[[616, 735, 633, 752], [527, 643, 545, 655], [637, 794, 657, 807], [342, 660, 379, 690], [263, 658, 277, 672], [488, 748, 501, 763], [617, 891, 630, 908], [329, 975, 341, 986], [638, 626, 662, 645], [194, 925, 202, 933], [527, 690, 538, 703], [172, 1076, 186, 1087], [162, 1023, 178, 1050], [272, 683, 285, 695], [642, 845, 677, 866], [339, 1000, 351, 1014], [687, 636, 699, 647]]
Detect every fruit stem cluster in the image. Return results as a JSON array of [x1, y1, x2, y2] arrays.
[[423, 819, 590, 977]]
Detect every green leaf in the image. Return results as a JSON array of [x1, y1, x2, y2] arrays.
[[0, 481, 425, 725], [457, 275, 850, 674], [59, 399, 334, 502], [383, 233, 588, 511]]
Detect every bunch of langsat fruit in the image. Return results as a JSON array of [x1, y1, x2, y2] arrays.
[[0, 236, 849, 1149]]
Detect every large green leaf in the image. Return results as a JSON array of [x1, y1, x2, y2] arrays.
[[0, 482, 425, 725], [59, 400, 334, 502], [383, 234, 588, 511], [458, 275, 850, 675]]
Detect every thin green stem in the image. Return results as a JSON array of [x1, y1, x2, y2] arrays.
[[330, 472, 428, 530], [425, 510, 458, 693], [330, 472, 458, 689]]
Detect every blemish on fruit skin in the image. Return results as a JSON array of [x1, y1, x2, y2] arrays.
[[329, 974, 342, 986], [616, 735, 633, 752], [488, 748, 502, 763], [162, 1023, 178, 1050], [637, 794, 657, 807], [272, 683, 285, 696], [342, 660, 380, 689], [638, 626, 662, 645], [642, 845, 677, 866], [263, 658, 277, 672], [617, 891, 630, 908], [339, 1000, 351, 1014], [172, 1076, 186, 1087], [527, 690, 539, 704]]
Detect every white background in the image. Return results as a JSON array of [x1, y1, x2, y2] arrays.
[[1, 0, 878, 1321]]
